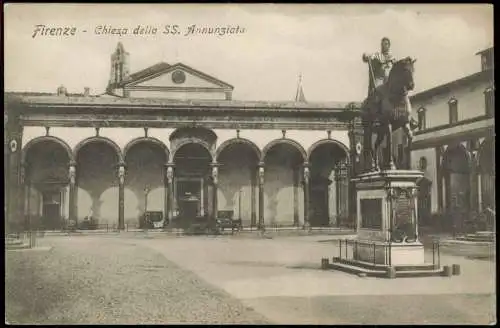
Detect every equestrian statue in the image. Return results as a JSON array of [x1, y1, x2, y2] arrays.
[[361, 37, 419, 171]]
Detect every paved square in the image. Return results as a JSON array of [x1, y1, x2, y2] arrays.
[[5, 234, 496, 324]]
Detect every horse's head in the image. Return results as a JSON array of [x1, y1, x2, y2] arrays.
[[389, 56, 417, 95]]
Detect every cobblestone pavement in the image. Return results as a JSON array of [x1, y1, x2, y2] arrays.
[[131, 234, 496, 325], [5, 236, 270, 325]]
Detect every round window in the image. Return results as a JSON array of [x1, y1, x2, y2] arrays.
[[172, 70, 186, 84]]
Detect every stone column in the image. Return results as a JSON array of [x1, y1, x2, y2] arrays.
[[293, 166, 299, 227], [165, 164, 174, 223], [468, 145, 479, 213], [251, 168, 256, 227], [6, 123, 23, 233], [117, 163, 125, 230], [68, 162, 77, 228], [334, 163, 341, 227], [258, 163, 265, 229], [436, 146, 444, 211], [211, 163, 219, 221], [303, 164, 310, 229]]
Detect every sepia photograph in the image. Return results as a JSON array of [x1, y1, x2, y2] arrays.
[[4, 3, 495, 325]]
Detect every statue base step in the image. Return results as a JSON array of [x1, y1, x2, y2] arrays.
[[345, 239, 425, 266]]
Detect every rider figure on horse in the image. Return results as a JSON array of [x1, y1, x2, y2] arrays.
[[363, 37, 418, 129]]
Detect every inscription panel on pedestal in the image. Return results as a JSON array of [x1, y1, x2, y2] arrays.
[[360, 198, 382, 229], [394, 192, 413, 227]]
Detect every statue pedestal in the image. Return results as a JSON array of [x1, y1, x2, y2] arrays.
[[325, 170, 457, 278], [354, 169, 424, 265]]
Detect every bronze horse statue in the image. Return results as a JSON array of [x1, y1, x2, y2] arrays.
[[361, 57, 417, 171]]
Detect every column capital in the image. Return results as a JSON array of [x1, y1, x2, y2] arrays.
[[303, 162, 310, 168], [165, 162, 175, 168], [258, 161, 265, 168], [118, 165, 125, 185], [116, 161, 127, 168], [210, 162, 222, 168], [69, 165, 76, 185], [212, 165, 219, 185], [69, 160, 77, 167], [303, 166, 310, 183]]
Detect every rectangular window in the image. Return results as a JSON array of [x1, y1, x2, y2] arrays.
[[485, 88, 494, 117], [417, 109, 426, 130], [449, 99, 458, 124]]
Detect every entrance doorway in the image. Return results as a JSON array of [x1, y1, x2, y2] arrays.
[[309, 177, 332, 227], [176, 178, 203, 218], [42, 190, 62, 229]]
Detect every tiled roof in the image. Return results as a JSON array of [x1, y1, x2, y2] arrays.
[[5, 92, 362, 111], [123, 62, 171, 85]]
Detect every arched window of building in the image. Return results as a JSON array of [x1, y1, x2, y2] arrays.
[[484, 87, 494, 117], [417, 107, 426, 131], [448, 98, 458, 124]]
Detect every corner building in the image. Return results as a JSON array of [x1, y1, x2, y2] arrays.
[[5, 43, 360, 231], [392, 47, 495, 232]]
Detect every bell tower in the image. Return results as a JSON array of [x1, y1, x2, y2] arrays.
[[108, 42, 130, 90]]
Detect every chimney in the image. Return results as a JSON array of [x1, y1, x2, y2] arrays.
[[57, 85, 67, 96], [84, 87, 90, 97]]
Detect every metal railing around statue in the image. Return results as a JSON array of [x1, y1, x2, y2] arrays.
[[335, 239, 441, 268]]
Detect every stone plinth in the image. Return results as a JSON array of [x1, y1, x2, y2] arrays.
[[352, 169, 425, 266]]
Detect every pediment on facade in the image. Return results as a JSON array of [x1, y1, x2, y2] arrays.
[[123, 63, 233, 91]]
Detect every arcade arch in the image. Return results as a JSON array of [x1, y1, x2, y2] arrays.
[[22, 137, 72, 230], [262, 141, 306, 226], [478, 138, 495, 211], [75, 139, 122, 226], [442, 144, 470, 230], [217, 140, 261, 227], [308, 141, 349, 227], [124, 139, 169, 226], [172, 143, 213, 221]]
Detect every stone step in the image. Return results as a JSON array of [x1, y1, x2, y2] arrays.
[[6, 243, 31, 250], [395, 268, 444, 278], [333, 258, 437, 272], [327, 262, 445, 278], [327, 262, 387, 277], [5, 239, 23, 245], [476, 231, 495, 236], [456, 235, 495, 242]]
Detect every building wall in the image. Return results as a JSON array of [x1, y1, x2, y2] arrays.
[[391, 68, 494, 221], [412, 79, 491, 129], [127, 90, 227, 100]]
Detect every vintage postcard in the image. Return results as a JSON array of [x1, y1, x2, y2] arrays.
[[4, 3, 495, 325]]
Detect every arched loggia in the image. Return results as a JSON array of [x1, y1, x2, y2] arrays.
[[22, 137, 73, 230], [73, 136, 124, 164], [172, 143, 213, 224], [442, 143, 471, 232], [216, 139, 261, 227], [308, 140, 349, 227], [74, 137, 123, 227], [124, 138, 170, 227], [262, 140, 306, 227]]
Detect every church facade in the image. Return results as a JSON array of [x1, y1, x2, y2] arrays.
[[5, 43, 360, 231]]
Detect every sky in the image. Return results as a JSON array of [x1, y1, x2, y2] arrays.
[[4, 4, 493, 102]]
